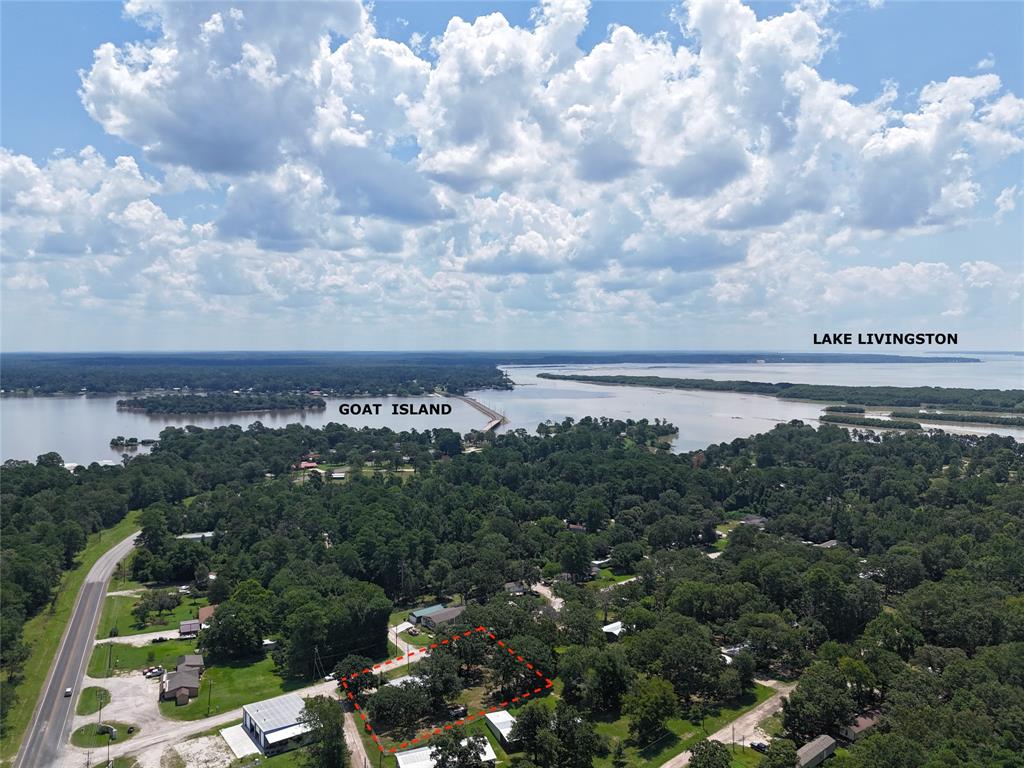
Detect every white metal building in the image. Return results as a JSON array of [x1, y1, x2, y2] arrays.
[[394, 738, 496, 768], [484, 710, 517, 748], [241, 692, 314, 755]]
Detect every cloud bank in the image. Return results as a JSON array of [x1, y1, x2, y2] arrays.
[[2, 0, 1022, 349]]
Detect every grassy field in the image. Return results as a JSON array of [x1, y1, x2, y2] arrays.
[[592, 684, 775, 768], [586, 568, 637, 590], [715, 521, 740, 551], [75, 686, 111, 716], [159, 655, 312, 721], [0, 510, 141, 763], [399, 630, 435, 647], [729, 745, 766, 767], [96, 593, 209, 639], [87, 639, 197, 678], [70, 721, 138, 748]]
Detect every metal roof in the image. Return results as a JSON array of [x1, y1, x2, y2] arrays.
[[243, 692, 307, 733], [797, 734, 837, 764], [603, 621, 624, 635], [265, 722, 311, 744], [485, 709, 516, 738], [422, 605, 465, 624], [409, 604, 445, 618], [394, 738, 496, 768]]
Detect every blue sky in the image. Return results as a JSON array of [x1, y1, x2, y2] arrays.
[[1, 0, 1021, 351]]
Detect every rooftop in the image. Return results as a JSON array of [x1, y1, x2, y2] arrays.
[[243, 692, 307, 733], [164, 669, 199, 690], [602, 621, 624, 636], [797, 734, 837, 765], [423, 605, 466, 624], [409, 604, 445, 618], [394, 738, 496, 768], [485, 709, 516, 738]]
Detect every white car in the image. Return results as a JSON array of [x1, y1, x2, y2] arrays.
[[64, 687, 72, 698]]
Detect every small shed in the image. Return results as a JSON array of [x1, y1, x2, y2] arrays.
[[179, 619, 201, 637], [797, 735, 837, 768], [503, 581, 527, 596], [484, 710, 517, 748], [602, 621, 624, 641]]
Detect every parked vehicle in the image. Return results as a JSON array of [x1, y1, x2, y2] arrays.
[[751, 742, 769, 754]]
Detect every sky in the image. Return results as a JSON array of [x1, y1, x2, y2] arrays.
[[1, 0, 1022, 352]]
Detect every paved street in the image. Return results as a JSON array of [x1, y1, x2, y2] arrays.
[[15, 532, 138, 768]]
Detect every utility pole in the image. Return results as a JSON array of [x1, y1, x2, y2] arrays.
[[206, 679, 213, 716], [107, 642, 113, 675]]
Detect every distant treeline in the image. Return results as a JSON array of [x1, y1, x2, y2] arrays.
[[1, 353, 510, 396], [824, 405, 865, 413], [890, 410, 1024, 427], [537, 373, 1024, 410], [820, 414, 922, 430], [117, 393, 327, 414]]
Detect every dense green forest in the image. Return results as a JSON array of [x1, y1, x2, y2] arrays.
[[116, 393, 327, 414], [819, 414, 922, 430], [890, 410, 1024, 427], [0, 352, 984, 397], [538, 372, 1024, 411], [0, 353, 509, 395], [3, 418, 1022, 767]]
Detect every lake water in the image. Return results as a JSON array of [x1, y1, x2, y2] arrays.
[[2, 356, 1021, 463]]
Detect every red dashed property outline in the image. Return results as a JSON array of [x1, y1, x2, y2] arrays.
[[341, 625, 554, 755]]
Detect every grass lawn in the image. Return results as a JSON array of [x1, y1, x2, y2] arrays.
[[715, 521, 740, 551], [160, 655, 312, 721], [586, 569, 637, 590], [400, 630, 435, 647], [388, 596, 462, 628], [70, 721, 138, 748], [729, 745, 766, 767], [0, 510, 141, 763], [106, 551, 147, 593], [96, 593, 209, 639], [758, 713, 782, 737], [87, 639, 197, 678], [75, 686, 111, 716], [593, 684, 775, 768]]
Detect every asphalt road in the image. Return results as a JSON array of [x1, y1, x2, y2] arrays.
[[14, 531, 138, 768]]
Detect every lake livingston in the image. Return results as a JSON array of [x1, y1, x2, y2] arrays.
[[2, 356, 1021, 463]]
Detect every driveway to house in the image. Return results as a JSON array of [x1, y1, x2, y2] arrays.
[[389, 622, 431, 663], [96, 629, 193, 647], [531, 583, 564, 611], [659, 679, 796, 768]]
